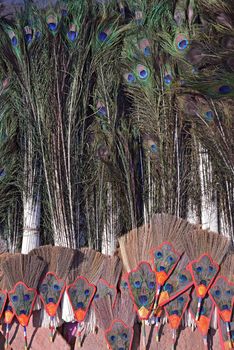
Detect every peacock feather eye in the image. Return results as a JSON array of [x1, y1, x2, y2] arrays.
[[205, 111, 214, 122], [175, 34, 189, 51], [124, 72, 136, 84], [99, 31, 107, 42], [121, 332, 128, 340], [8, 31, 18, 47], [24, 294, 30, 301], [136, 64, 149, 80], [134, 280, 141, 288], [148, 281, 155, 289], [47, 14, 58, 32], [167, 256, 174, 264], [178, 296, 184, 303], [159, 266, 166, 271], [12, 295, 18, 302], [67, 24, 78, 42], [98, 28, 111, 43], [155, 251, 163, 259], [214, 289, 221, 297], [218, 85, 232, 94], [200, 280, 207, 286], [221, 304, 229, 310], [110, 335, 116, 342], [150, 144, 157, 153], [165, 283, 173, 293], [35, 31, 41, 40], [94, 293, 99, 299], [171, 310, 179, 315], [208, 265, 214, 272], [123, 281, 128, 289], [178, 39, 188, 50], [84, 289, 90, 296], [53, 284, 61, 291], [179, 274, 188, 283], [196, 266, 203, 273], [164, 74, 173, 85], [138, 38, 151, 56], [77, 302, 84, 308], [48, 297, 54, 303], [225, 290, 231, 295]]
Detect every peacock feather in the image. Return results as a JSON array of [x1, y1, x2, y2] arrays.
[[67, 276, 96, 322], [127, 261, 156, 320], [209, 276, 234, 323], [105, 319, 134, 350], [39, 272, 66, 317], [8, 282, 37, 327]]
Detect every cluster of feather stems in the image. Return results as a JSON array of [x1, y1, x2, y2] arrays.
[[0, 0, 234, 254], [0, 214, 232, 350]]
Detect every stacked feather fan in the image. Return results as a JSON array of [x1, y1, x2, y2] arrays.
[[0, 214, 232, 349]]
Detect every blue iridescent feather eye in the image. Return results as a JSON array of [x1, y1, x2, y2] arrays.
[[94, 293, 99, 299], [126, 73, 136, 83], [159, 266, 166, 271], [35, 31, 41, 39], [40, 284, 48, 293], [48, 297, 54, 303], [208, 265, 214, 272], [139, 295, 148, 305], [98, 31, 108, 42], [178, 39, 188, 50], [11, 36, 18, 47], [53, 284, 61, 291], [165, 283, 173, 293], [155, 251, 163, 259], [200, 280, 207, 286], [123, 282, 128, 289], [137, 65, 149, 80], [20, 310, 26, 314], [196, 266, 203, 273], [150, 144, 157, 153], [84, 289, 90, 296], [24, 294, 30, 301], [77, 302, 84, 308], [122, 333, 128, 340], [98, 106, 107, 116], [48, 22, 57, 31], [171, 310, 179, 315], [179, 274, 188, 283], [110, 335, 116, 342], [25, 33, 33, 44], [148, 281, 155, 289], [12, 295, 18, 302], [178, 296, 184, 303], [164, 74, 172, 85], [205, 111, 213, 121], [47, 15, 58, 32], [134, 280, 141, 288], [167, 256, 174, 264], [67, 31, 78, 42], [144, 47, 150, 56], [221, 304, 229, 310], [225, 290, 231, 295], [219, 85, 232, 94], [214, 289, 221, 297]]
